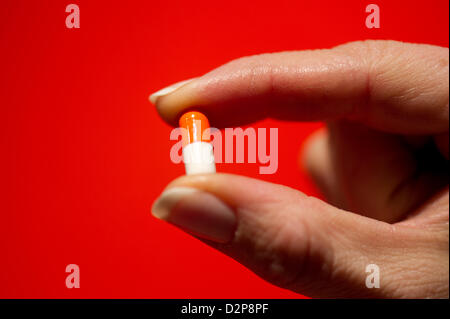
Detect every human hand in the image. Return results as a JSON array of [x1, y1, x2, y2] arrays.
[[150, 40, 449, 298]]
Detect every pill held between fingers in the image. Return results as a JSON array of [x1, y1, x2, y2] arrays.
[[179, 111, 216, 175]]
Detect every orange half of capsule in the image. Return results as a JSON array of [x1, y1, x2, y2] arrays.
[[179, 111, 211, 146]]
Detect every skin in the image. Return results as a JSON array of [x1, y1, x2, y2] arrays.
[[153, 40, 449, 298]]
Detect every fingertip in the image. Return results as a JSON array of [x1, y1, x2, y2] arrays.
[[163, 173, 303, 210], [150, 77, 201, 125]]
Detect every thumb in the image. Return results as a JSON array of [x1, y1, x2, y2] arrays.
[[151, 174, 409, 298]]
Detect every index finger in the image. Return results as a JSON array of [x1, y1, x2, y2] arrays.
[[151, 40, 449, 134]]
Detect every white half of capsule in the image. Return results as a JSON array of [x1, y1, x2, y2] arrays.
[[182, 141, 216, 175]]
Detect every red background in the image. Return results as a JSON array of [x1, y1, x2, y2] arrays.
[[0, 0, 448, 298]]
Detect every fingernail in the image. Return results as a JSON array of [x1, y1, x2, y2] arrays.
[[152, 187, 236, 243], [149, 78, 195, 104]]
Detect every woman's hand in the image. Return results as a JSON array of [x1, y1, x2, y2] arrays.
[[150, 40, 449, 298]]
